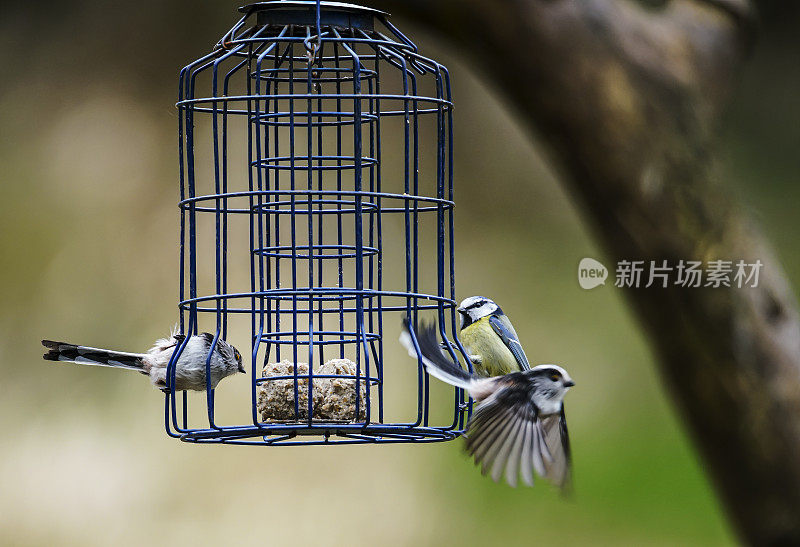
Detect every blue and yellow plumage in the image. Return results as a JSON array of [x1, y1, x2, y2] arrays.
[[457, 296, 530, 377]]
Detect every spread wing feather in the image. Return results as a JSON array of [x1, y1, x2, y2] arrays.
[[464, 377, 570, 488], [539, 406, 573, 491], [519, 419, 535, 487]]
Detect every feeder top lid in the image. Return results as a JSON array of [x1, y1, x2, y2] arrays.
[[239, 1, 388, 17]]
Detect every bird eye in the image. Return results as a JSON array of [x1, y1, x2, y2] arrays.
[[234, 350, 241, 361], [549, 373, 561, 382]]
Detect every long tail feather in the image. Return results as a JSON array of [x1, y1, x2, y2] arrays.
[[399, 319, 474, 389], [42, 340, 145, 372]]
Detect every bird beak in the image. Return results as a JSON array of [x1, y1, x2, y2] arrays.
[[563, 380, 575, 387], [457, 306, 466, 314], [238, 364, 246, 374]]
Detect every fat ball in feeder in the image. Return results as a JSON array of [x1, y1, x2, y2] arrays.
[[258, 358, 368, 421]]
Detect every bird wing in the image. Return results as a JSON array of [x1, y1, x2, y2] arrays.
[[540, 405, 573, 492], [488, 315, 531, 371], [464, 375, 562, 488]]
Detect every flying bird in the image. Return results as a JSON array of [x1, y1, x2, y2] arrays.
[[401, 317, 574, 489], [42, 331, 245, 392]]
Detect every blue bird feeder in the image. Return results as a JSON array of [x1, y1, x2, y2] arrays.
[[167, 0, 471, 445]]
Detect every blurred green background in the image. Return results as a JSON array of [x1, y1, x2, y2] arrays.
[[1, 1, 797, 545]]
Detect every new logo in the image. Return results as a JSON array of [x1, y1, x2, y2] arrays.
[[578, 258, 608, 290]]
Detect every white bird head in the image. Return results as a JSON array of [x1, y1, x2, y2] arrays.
[[528, 364, 574, 414], [457, 296, 500, 328]]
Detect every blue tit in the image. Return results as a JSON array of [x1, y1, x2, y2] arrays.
[[401, 319, 574, 489], [456, 296, 530, 377]]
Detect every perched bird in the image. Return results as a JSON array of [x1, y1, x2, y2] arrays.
[[42, 331, 245, 391], [456, 296, 530, 377], [401, 319, 574, 489]]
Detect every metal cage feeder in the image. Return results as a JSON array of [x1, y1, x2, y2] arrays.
[[168, 0, 471, 445]]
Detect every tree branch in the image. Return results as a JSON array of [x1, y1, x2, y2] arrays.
[[372, 0, 800, 543]]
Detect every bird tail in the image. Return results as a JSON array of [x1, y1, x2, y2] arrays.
[[42, 340, 146, 372], [400, 318, 474, 389]]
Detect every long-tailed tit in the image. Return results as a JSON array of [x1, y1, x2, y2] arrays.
[[42, 331, 245, 392], [401, 319, 574, 489]]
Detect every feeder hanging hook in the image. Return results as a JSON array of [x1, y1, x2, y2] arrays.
[[304, 0, 323, 65]]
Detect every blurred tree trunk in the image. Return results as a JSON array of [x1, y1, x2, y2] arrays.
[[372, 0, 800, 543]]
